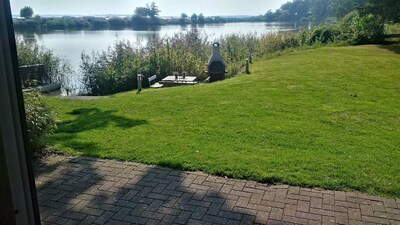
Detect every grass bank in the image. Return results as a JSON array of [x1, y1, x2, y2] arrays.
[[47, 45, 400, 197]]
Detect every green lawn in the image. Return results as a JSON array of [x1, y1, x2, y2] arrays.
[[47, 45, 400, 197]]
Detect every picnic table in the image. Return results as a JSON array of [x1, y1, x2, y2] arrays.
[[159, 76, 198, 87]]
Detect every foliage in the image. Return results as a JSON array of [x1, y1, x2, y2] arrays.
[[281, 0, 311, 21], [80, 28, 347, 96], [147, 2, 161, 19], [85, 17, 108, 29], [20, 6, 34, 19], [264, 0, 398, 23], [191, 13, 198, 24], [81, 40, 140, 95], [15, 37, 72, 87], [385, 23, 400, 35], [256, 31, 303, 57], [265, 0, 337, 22], [130, 2, 161, 27], [306, 26, 339, 44], [198, 13, 205, 24], [180, 13, 189, 24], [108, 17, 127, 29], [335, 0, 364, 18], [24, 89, 57, 149], [340, 13, 385, 44], [48, 46, 400, 197], [360, 0, 400, 23], [81, 31, 213, 95]]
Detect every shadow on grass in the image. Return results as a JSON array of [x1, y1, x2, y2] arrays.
[[49, 108, 148, 156], [59, 108, 148, 133], [379, 45, 400, 54]]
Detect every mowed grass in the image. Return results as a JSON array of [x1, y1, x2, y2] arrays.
[[47, 45, 400, 197]]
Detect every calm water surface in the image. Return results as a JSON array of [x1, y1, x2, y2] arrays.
[[17, 22, 296, 94]]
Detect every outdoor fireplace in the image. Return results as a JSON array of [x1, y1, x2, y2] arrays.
[[207, 42, 226, 82]]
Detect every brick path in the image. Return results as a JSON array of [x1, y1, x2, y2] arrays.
[[35, 155, 400, 225]]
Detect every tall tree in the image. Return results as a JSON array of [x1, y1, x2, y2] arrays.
[[281, 0, 311, 21], [180, 13, 188, 24], [310, 0, 333, 20], [147, 2, 160, 19], [334, 0, 365, 18], [191, 13, 198, 24], [134, 7, 150, 17], [362, 0, 400, 22], [198, 13, 205, 24], [20, 6, 34, 19]]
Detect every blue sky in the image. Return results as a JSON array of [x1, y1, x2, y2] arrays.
[[10, 0, 288, 16]]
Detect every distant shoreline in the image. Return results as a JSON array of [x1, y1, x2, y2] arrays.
[[12, 15, 306, 32]]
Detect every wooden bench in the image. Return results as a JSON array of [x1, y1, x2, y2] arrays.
[[148, 75, 163, 88]]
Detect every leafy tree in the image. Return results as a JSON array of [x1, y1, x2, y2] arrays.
[[180, 13, 188, 24], [280, 0, 311, 21], [109, 17, 127, 28], [147, 2, 160, 19], [134, 7, 150, 17], [361, 0, 400, 22], [198, 13, 205, 24], [132, 2, 161, 26], [20, 6, 34, 19], [191, 13, 198, 24], [264, 10, 275, 21], [334, 0, 365, 18], [310, 0, 334, 21]]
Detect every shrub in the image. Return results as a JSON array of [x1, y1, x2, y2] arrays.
[[109, 17, 127, 29], [340, 14, 385, 45], [81, 40, 140, 95], [23, 90, 57, 150], [256, 31, 303, 57], [16, 37, 72, 88], [385, 23, 400, 35], [306, 26, 339, 45], [81, 31, 212, 95]]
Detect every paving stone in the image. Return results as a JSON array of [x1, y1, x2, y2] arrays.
[[35, 155, 400, 225], [269, 208, 283, 220], [284, 204, 297, 216], [310, 197, 322, 209]]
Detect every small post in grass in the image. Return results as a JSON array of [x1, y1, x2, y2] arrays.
[[249, 53, 253, 64], [137, 74, 142, 93], [246, 58, 250, 74]]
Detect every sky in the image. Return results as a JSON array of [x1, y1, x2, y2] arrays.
[[10, 0, 288, 16]]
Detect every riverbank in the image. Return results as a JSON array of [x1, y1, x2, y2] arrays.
[[46, 45, 400, 197]]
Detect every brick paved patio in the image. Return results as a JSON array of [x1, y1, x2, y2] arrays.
[[35, 155, 400, 225]]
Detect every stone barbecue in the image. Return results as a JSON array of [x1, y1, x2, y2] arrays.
[[207, 42, 226, 82]]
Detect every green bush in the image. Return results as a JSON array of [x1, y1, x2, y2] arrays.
[[341, 14, 385, 45], [306, 26, 339, 45], [81, 40, 140, 95], [23, 90, 57, 150], [385, 23, 400, 35], [81, 31, 211, 95], [16, 37, 72, 87], [256, 31, 303, 57]]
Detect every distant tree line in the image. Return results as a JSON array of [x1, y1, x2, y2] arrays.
[[13, 0, 399, 31], [264, 0, 399, 23], [13, 2, 266, 31]]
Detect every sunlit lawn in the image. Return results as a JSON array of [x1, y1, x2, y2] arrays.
[[47, 45, 400, 197]]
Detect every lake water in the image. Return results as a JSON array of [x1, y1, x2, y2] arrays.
[[16, 22, 296, 94]]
